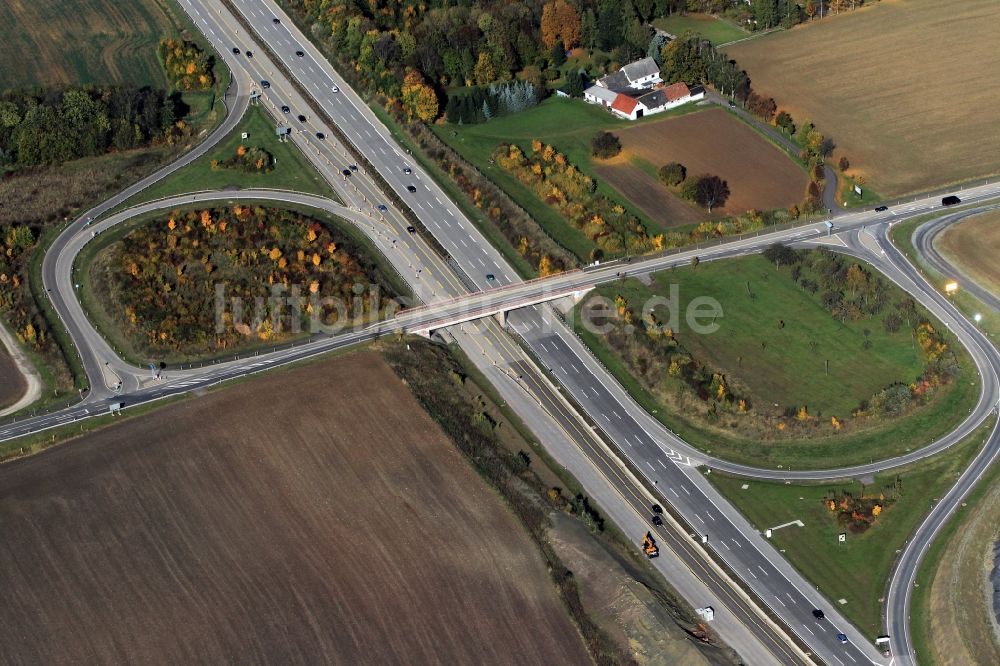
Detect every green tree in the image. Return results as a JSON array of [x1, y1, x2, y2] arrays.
[[591, 131, 622, 159], [658, 162, 686, 187]]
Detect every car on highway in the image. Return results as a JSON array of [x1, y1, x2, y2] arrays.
[[315, 132, 325, 140], [332, 85, 339, 93], [349, 164, 358, 171], [874, 205, 889, 212], [246, 51, 253, 58], [942, 195, 961, 206], [837, 633, 848, 644], [272, 17, 280, 24], [260, 80, 270, 89], [651, 503, 663, 514], [406, 226, 416, 234], [342, 169, 352, 177], [403, 167, 412, 174], [406, 185, 417, 193], [295, 50, 304, 57], [651, 515, 663, 526], [232, 47, 240, 55], [297, 114, 306, 122], [812, 609, 825, 620], [281, 105, 290, 114], [486, 274, 496, 282], [377, 204, 388, 212]]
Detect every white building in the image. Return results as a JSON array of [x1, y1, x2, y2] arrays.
[[583, 85, 617, 108]]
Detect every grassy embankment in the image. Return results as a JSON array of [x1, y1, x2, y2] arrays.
[[711, 416, 996, 637], [128, 104, 338, 204], [571, 253, 979, 469]]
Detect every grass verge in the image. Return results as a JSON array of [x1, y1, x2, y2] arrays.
[[126, 104, 338, 204], [709, 416, 996, 637]]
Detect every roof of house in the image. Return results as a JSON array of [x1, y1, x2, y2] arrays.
[[611, 93, 639, 116], [598, 71, 631, 92], [621, 57, 660, 83], [662, 81, 692, 102], [584, 85, 618, 104], [636, 89, 667, 110]]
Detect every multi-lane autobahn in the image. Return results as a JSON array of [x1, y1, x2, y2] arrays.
[[7, 0, 1000, 664]]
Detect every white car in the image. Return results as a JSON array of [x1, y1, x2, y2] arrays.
[[331, 85, 339, 93]]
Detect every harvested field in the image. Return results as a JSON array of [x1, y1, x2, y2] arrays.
[[593, 160, 703, 228], [0, 348, 25, 409], [614, 108, 808, 215], [728, 0, 1000, 197], [0, 352, 590, 664], [937, 210, 1000, 298], [0, 0, 182, 89]]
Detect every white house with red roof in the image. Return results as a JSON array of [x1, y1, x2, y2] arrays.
[[607, 83, 705, 120]]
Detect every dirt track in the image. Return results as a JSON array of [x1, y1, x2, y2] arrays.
[[612, 108, 808, 215], [0, 351, 589, 665]]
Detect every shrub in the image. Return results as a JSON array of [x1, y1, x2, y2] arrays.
[[657, 162, 686, 187], [590, 131, 621, 159]]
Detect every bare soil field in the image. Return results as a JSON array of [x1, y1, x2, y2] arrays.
[[0, 352, 590, 664], [0, 348, 25, 409], [728, 0, 1000, 197], [0, 0, 178, 88], [613, 109, 808, 215], [923, 466, 1000, 666], [937, 210, 1000, 298], [593, 160, 704, 228]]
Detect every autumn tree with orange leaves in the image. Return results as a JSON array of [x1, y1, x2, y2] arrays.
[[540, 0, 581, 51]]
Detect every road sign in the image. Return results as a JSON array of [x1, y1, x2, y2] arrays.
[[853, 184, 863, 196], [838, 533, 846, 543]]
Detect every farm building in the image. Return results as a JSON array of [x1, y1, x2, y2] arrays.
[[608, 82, 706, 120], [596, 57, 662, 92], [584, 85, 618, 108]]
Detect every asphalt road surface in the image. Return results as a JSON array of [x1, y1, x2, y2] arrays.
[[10, 0, 1000, 663]]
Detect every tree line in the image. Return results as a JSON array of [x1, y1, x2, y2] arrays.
[[0, 86, 183, 167]]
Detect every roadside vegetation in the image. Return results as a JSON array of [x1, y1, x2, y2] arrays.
[[0, 0, 229, 406], [383, 338, 739, 665], [891, 212, 1000, 342], [710, 417, 995, 637], [910, 422, 1000, 666], [130, 104, 338, 204], [572, 249, 979, 468], [83, 205, 402, 364]]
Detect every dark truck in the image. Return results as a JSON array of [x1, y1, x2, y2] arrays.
[[942, 195, 961, 206]]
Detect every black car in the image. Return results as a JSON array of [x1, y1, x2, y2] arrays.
[[942, 195, 961, 206], [281, 105, 290, 114], [272, 17, 280, 24], [406, 226, 416, 234], [297, 114, 306, 122], [874, 205, 889, 212], [377, 204, 388, 212], [246, 51, 253, 58], [260, 80, 270, 89], [651, 503, 663, 514], [406, 185, 417, 193], [728, 100, 737, 107], [403, 167, 412, 174], [651, 515, 663, 526], [295, 50, 304, 57], [342, 169, 352, 177], [812, 609, 825, 620], [349, 164, 358, 171], [232, 47, 240, 55], [315, 132, 325, 140]]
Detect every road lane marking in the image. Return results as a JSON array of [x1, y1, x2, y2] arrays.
[[775, 595, 785, 607], [801, 624, 814, 636]]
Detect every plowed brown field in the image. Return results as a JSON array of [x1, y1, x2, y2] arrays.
[[0, 349, 25, 409], [610, 109, 808, 216], [0, 352, 589, 664]]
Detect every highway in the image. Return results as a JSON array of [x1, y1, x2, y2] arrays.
[[9, 0, 1000, 664]]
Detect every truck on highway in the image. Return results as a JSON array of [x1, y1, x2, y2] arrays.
[[642, 532, 659, 558]]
